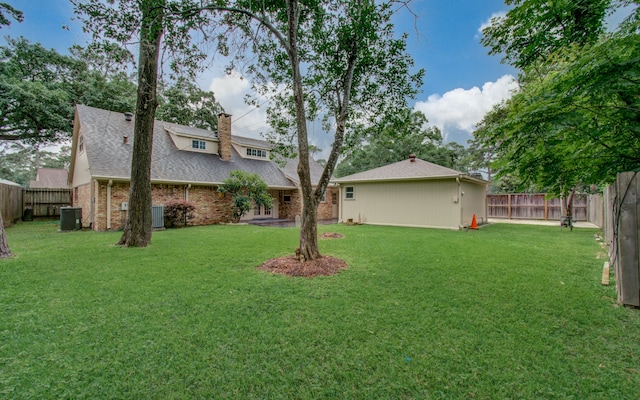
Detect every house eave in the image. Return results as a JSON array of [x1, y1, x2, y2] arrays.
[[332, 174, 489, 185], [88, 175, 297, 190]]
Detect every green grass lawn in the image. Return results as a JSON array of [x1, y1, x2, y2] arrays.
[[1, 221, 638, 399]]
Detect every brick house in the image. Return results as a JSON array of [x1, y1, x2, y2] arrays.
[[68, 105, 338, 231]]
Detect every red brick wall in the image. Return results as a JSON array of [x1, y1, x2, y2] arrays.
[[318, 186, 339, 220], [86, 180, 336, 231], [278, 189, 301, 220], [73, 183, 92, 228], [90, 180, 237, 231]]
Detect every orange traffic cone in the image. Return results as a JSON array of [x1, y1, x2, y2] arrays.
[[470, 214, 478, 230]]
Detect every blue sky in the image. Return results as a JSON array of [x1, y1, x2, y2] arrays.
[[4, 0, 520, 150]]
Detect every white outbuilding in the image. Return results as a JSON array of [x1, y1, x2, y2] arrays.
[[332, 155, 488, 230]]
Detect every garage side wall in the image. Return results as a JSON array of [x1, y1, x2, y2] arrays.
[[340, 179, 460, 229], [460, 181, 488, 226]]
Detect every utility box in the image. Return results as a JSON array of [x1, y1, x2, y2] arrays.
[[60, 207, 82, 231], [152, 205, 164, 229]]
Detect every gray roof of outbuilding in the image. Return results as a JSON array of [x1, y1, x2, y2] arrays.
[[332, 157, 482, 183], [76, 105, 297, 188], [29, 168, 69, 188]]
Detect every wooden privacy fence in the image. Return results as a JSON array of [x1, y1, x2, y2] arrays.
[[23, 188, 72, 218], [1, 181, 23, 227], [487, 193, 589, 221], [605, 172, 640, 307]]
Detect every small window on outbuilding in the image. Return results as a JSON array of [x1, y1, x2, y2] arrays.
[[345, 186, 355, 199]]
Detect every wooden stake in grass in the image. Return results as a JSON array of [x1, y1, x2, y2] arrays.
[[602, 262, 610, 286]]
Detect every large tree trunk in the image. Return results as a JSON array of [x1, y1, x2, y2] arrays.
[[118, 1, 163, 247], [0, 213, 12, 258], [284, 0, 321, 261]]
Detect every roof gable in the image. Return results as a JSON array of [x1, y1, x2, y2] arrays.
[[72, 105, 297, 188], [333, 158, 465, 183], [29, 168, 69, 188]]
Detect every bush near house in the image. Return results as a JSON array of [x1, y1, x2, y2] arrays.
[[163, 200, 195, 228]]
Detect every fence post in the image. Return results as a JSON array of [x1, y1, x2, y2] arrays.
[[507, 194, 512, 219], [616, 172, 640, 306]]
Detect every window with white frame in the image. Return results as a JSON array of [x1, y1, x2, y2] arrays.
[[192, 139, 206, 150], [79, 135, 84, 153], [246, 148, 267, 158], [345, 186, 355, 199]]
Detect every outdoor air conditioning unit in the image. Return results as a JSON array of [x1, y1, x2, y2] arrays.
[[152, 205, 164, 229], [60, 207, 82, 231]]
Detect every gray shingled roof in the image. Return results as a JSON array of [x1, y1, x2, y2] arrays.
[[332, 157, 468, 183], [29, 168, 69, 188], [76, 105, 297, 188], [281, 156, 325, 185]]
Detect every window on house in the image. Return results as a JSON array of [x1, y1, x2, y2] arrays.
[[254, 204, 261, 216], [345, 186, 355, 199], [192, 140, 206, 150], [319, 192, 326, 202], [79, 136, 84, 153], [246, 148, 267, 158], [264, 207, 271, 216], [283, 194, 291, 203], [331, 192, 337, 204]]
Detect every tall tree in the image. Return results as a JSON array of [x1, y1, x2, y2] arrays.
[[73, 0, 217, 247], [0, 1, 21, 259], [335, 110, 450, 177], [475, 0, 639, 198], [156, 77, 224, 130], [0, 37, 80, 144], [117, 1, 164, 247], [193, 0, 422, 260]]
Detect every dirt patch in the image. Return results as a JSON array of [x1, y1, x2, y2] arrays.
[[320, 232, 344, 239], [259, 255, 348, 278]]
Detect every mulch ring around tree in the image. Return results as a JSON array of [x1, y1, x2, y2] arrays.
[[259, 255, 348, 278], [320, 232, 344, 239]]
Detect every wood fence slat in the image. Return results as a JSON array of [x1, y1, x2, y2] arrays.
[[23, 188, 72, 218], [616, 172, 640, 306], [487, 193, 591, 221]]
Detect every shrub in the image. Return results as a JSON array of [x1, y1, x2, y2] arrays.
[[164, 200, 196, 228]]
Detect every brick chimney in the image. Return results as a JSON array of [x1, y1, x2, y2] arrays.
[[218, 113, 232, 161], [409, 153, 416, 162]]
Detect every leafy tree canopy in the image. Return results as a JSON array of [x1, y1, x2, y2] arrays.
[[0, 2, 23, 28], [480, 0, 610, 69], [335, 109, 466, 177], [156, 77, 224, 131]]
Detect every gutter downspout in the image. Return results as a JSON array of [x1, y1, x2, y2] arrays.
[[90, 179, 96, 230], [107, 180, 113, 230], [456, 176, 462, 229], [185, 184, 191, 201]]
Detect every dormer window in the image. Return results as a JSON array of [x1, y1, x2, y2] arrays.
[[192, 140, 206, 150], [246, 148, 267, 158]]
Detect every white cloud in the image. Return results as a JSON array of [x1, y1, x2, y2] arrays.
[[477, 11, 507, 39], [414, 74, 518, 143], [208, 71, 270, 139]]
